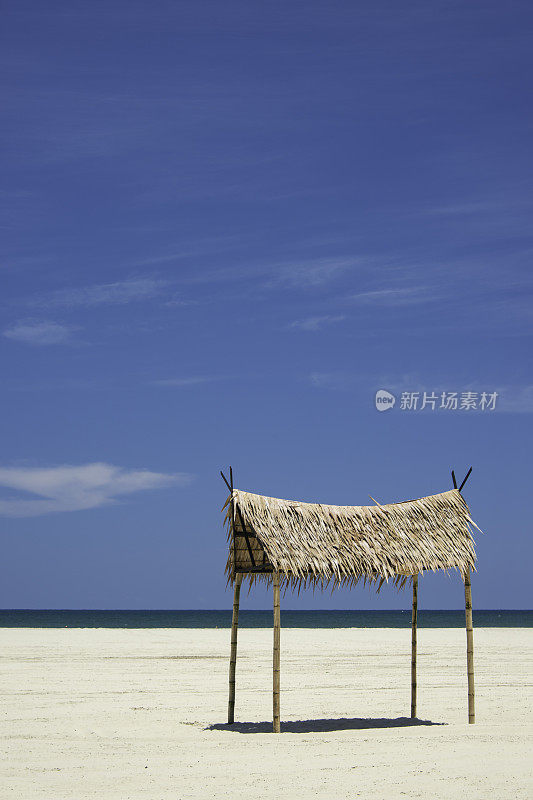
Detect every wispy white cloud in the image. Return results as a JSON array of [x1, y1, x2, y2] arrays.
[[3, 320, 73, 345], [269, 257, 357, 288], [496, 386, 533, 413], [309, 371, 352, 389], [0, 462, 191, 517], [422, 196, 533, 217], [151, 376, 216, 387], [163, 294, 192, 308], [177, 256, 358, 290], [132, 234, 247, 266], [289, 315, 345, 332], [348, 287, 430, 305], [27, 278, 168, 309], [422, 201, 503, 216]]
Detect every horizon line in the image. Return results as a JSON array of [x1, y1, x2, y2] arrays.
[[1, 608, 531, 613]]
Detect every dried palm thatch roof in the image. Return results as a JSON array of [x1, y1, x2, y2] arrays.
[[224, 488, 480, 591]]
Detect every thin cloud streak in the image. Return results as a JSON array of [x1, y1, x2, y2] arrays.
[[151, 376, 217, 387], [0, 462, 192, 517], [309, 371, 353, 389], [348, 287, 431, 305], [26, 278, 169, 309], [178, 257, 360, 290], [3, 320, 74, 345], [496, 386, 533, 414], [289, 315, 345, 332], [268, 257, 359, 288]]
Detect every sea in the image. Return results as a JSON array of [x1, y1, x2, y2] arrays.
[[0, 610, 531, 628]]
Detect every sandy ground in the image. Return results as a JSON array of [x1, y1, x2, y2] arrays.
[[0, 626, 531, 799]]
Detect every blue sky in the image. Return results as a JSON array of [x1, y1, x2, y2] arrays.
[[1, 1, 532, 609]]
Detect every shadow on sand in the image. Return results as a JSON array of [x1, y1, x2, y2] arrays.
[[207, 716, 445, 734]]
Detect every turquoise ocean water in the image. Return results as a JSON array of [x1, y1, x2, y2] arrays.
[[0, 610, 531, 628]]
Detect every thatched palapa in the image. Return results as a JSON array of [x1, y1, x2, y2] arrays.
[[224, 487, 479, 590], [220, 467, 480, 732]]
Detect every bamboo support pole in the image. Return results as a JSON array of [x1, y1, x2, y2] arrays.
[[273, 571, 281, 733], [227, 572, 242, 724], [464, 568, 475, 723], [411, 574, 418, 718]]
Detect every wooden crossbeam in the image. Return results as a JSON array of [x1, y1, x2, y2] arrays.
[[235, 504, 256, 568], [235, 567, 274, 574]]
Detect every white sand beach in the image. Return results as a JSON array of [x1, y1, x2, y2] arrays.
[[1, 626, 531, 799]]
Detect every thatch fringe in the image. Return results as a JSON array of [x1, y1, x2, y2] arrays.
[[224, 488, 480, 592]]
